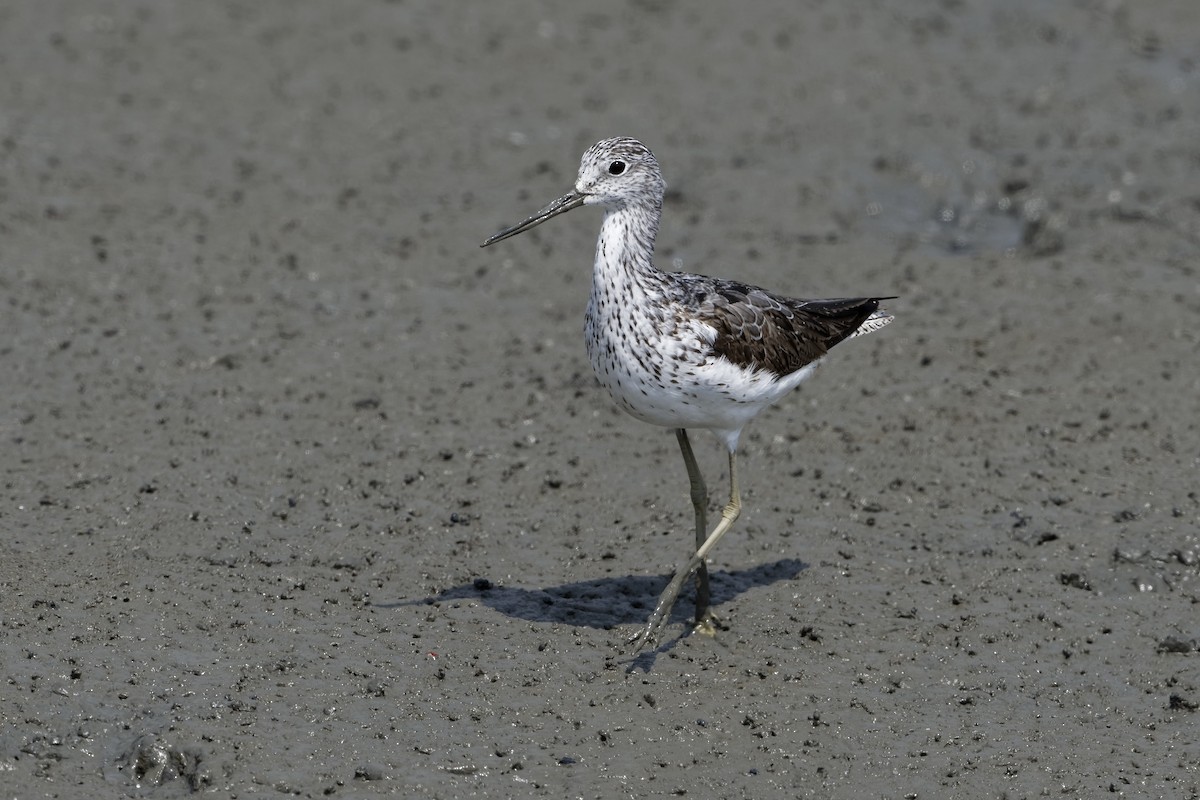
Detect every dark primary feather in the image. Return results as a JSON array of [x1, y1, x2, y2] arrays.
[[680, 277, 887, 376]]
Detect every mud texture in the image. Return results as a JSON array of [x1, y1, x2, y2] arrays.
[[2, 2, 1198, 798]]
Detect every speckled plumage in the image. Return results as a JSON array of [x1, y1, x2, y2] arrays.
[[483, 137, 894, 651]]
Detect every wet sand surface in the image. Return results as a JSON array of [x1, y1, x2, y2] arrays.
[[2, 2, 1198, 797]]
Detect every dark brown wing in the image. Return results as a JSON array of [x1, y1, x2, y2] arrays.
[[698, 281, 890, 376]]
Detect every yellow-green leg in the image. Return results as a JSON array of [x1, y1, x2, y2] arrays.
[[675, 429, 711, 622], [628, 432, 741, 652]]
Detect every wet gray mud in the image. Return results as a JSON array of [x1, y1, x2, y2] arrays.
[[2, 2, 1198, 797]]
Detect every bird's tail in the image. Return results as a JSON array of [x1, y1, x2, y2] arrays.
[[850, 308, 894, 338]]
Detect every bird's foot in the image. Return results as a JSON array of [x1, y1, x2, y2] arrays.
[[627, 602, 726, 654], [693, 609, 724, 638], [626, 626, 656, 654], [627, 606, 671, 654]]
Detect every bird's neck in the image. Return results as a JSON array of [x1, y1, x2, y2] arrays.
[[593, 201, 663, 284]]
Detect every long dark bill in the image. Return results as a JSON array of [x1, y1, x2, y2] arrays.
[[480, 190, 586, 247]]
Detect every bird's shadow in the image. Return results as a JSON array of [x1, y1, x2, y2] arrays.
[[380, 557, 806, 637]]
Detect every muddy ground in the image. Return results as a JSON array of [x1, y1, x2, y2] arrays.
[[2, 1, 1198, 797]]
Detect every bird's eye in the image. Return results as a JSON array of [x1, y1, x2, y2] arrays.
[[608, 160, 626, 176]]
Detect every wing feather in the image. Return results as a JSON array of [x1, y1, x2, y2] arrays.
[[695, 281, 892, 376]]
